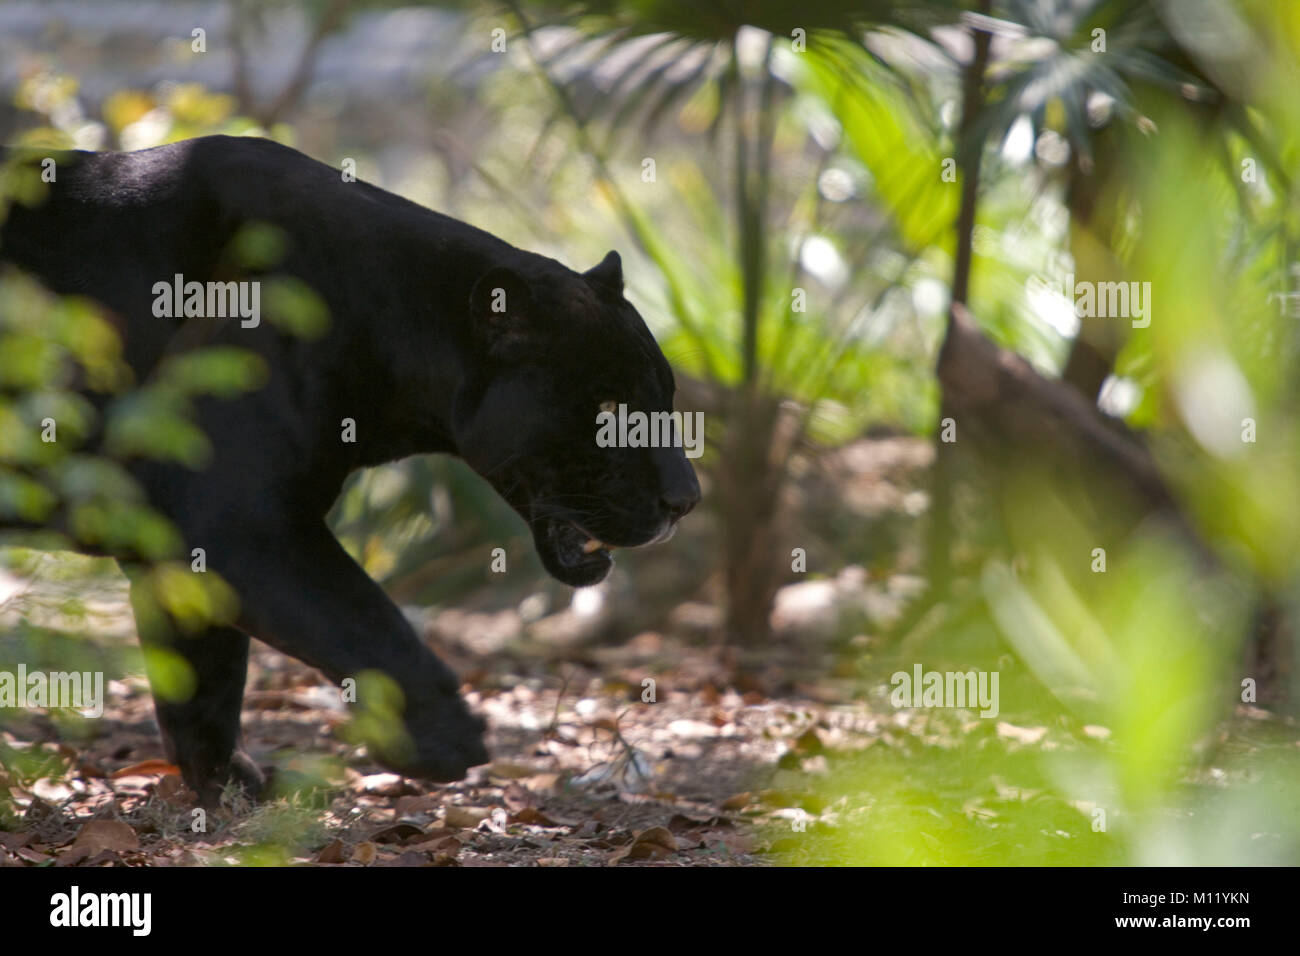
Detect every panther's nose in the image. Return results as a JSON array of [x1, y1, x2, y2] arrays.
[[661, 488, 699, 522], [655, 446, 701, 523]]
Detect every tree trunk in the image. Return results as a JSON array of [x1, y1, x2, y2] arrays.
[[718, 390, 786, 645], [925, 1, 993, 592]]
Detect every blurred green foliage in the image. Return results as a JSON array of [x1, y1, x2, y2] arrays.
[[773, 0, 1300, 865]]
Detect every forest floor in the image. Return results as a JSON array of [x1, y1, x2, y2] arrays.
[[4, 543, 1298, 867], [1, 643, 828, 868], [0, 558, 885, 868]]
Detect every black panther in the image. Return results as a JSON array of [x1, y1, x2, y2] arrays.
[[0, 135, 700, 803]]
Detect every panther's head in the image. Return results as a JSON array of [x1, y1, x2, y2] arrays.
[[452, 250, 701, 587]]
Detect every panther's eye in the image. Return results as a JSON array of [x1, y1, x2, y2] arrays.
[[598, 400, 618, 414]]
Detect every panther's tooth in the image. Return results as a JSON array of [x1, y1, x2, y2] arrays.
[[582, 538, 605, 554]]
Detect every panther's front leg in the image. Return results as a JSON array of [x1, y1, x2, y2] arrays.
[[195, 516, 489, 784]]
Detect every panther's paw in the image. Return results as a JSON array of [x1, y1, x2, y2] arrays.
[[373, 687, 489, 783], [189, 749, 266, 809]]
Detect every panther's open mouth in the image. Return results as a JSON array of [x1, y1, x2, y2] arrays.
[[531, 515, 669, 588], [555, 520, 614, 566], [534, 518, 615, 587]]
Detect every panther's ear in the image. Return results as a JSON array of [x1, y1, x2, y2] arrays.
[[583, 250, 623, 296], [470, 266, 534, 351]]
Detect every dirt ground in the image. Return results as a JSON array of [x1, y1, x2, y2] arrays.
[[1, 642, 890, 867], [0, 561, 889, 867]]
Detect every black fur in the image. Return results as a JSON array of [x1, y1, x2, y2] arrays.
[[0, 136, 699, 802]]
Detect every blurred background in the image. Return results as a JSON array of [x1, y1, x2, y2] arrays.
[[1, 0, 1299, 867]]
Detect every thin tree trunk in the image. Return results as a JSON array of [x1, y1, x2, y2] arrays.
[[721, 38, 785, 646], [925, 3, 993, 593]]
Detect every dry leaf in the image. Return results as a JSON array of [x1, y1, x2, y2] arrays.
[[509, 806, 560, 827], [721, 792, 753, 811], [610, 826, 677, 863], [444, 806, 491, 828], [351, 842, 378, 866], [409, 835, 461, 855], [71, 819, 139, 855], [110, 759, 181, 779], [15, 846, 52, 864], [315, 840, 346, 864]]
